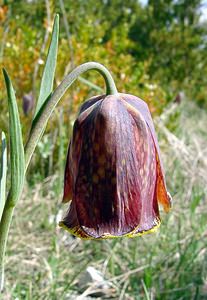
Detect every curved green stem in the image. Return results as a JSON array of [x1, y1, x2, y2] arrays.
[[0, 62, 117, 291], [25, 61, 118, 169]]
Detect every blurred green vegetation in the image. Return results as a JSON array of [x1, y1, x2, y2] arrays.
[[1, 0, 207, 111], [0, 0, 207, 299], [1, 0, 207, 179]]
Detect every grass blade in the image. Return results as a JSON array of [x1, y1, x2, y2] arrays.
[[34, 14, 59, 119], [141, 279, 151, 300], [0, 132, 7, 221], [3, 69, 25, 204]]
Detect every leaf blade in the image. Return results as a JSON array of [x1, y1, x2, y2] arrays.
[[3, 69, 25, 205], [0, 132, 7, 221], [34, 14, 59, 119]]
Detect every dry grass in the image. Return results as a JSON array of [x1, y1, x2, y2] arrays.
[[2, 100, 207, 300]]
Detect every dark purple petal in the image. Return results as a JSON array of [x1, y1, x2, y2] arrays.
[[120, 93, 163, 167], [62, 142, 72, 203], [59, 201, 91, 239], [120, 100, 161, 234], [78, 95, 104, 115], [121, 93, 171, 212]]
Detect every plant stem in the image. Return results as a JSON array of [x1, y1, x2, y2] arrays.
[[0, 61, 118, 291], [0, 194, 14, 291], [25, 61, 118, 169]]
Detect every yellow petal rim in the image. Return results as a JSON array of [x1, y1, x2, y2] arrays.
[[59, 218, 161, 240]]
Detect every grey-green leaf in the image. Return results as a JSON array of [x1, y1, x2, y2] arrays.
[[34, 14, 59, 119], [0, 132, 7, 221], [3, 69, 25, 205]]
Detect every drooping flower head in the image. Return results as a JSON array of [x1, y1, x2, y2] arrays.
[[59, 93, 171, 239]]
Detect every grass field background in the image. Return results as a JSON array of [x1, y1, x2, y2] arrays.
[[3, 100, 207, 300], [1, 1, 207, 299]]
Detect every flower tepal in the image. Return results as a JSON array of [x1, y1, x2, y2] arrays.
[[59, 93, 171, 239]]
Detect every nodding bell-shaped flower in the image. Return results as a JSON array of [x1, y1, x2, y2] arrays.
[[59, 93, 171, 239]]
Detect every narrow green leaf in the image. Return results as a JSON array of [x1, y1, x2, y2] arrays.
[[34, 14, 59, 119], [78, 76, 104, 92], [0, 132, 7, 221], [3, 69, 25, 205]]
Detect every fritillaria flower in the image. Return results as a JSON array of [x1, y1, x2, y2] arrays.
[[59, 93, 171, 239]]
